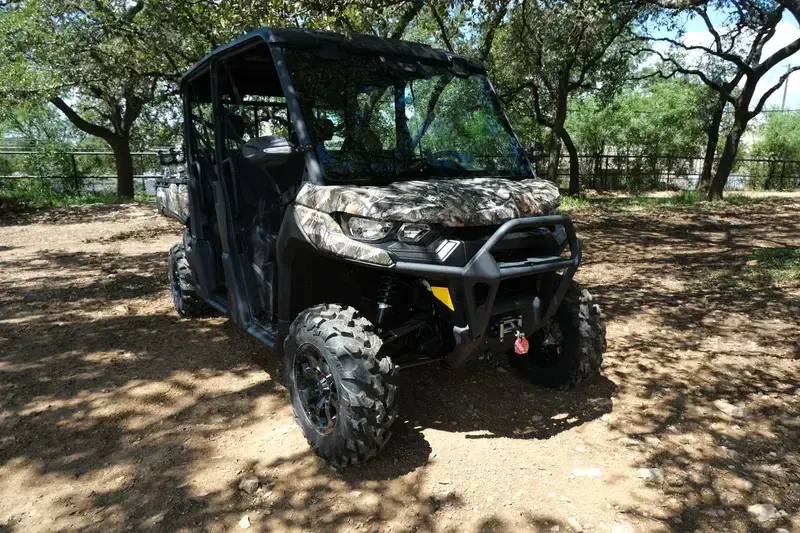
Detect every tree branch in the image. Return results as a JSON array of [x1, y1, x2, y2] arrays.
[[50, 96, 115, 141], [479, 0, 509, 60], [748, 64, 800, 118], [428, 2, 454, 52], [389, 0, 423, 39], [627, 48, 734, 101], [530, 84, 554, 129], [755, 36, 800, 76], [122, 95, 143, 132], [646, 36, 751, 73], [746, 10, 781, 67], [122, 0, 145, 23], [695, 5, 722, 53]]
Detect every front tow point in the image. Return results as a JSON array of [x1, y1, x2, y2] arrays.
[[514, 331, 530, 355]]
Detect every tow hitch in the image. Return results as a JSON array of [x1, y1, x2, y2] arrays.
[[514, 331, 529, 355]]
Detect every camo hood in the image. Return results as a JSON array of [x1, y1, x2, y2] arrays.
[[294, 177, 560, 227]]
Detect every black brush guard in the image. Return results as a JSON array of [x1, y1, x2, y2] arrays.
[[393, 215, 581, 368]]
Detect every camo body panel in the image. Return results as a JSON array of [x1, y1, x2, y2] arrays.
[[156, 183, 189, 222], [294, 205, 393, 266], [294, 178, 560, 226]]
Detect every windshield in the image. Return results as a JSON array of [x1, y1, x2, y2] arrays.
[[283, 48, 530, 182]]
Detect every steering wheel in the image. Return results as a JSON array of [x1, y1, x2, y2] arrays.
[[430, 150, 466, 163]]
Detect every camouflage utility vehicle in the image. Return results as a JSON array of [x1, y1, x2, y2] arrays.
[[158, 28, 606, 466]]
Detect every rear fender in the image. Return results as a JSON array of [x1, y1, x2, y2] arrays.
[[156, 178, 190, 223]]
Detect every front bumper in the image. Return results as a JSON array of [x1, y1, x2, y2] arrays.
[[392, 215, 581, 367]]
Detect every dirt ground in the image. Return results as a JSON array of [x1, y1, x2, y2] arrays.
[[1, 198, 799, 533]]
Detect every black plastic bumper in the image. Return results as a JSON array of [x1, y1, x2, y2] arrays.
[[392, 215, 581, 367]]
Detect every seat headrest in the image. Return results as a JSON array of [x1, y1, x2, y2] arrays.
[[226, 113, 247, 140], [312, 118, 335, 142]]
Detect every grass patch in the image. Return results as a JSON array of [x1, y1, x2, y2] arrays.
[[559, 190, 772, 213], [691, 247, 800, 293], [0, 179, 151, 214], [748, 247, 800, 285]]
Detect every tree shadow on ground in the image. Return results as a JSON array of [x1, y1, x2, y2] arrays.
[[573, 202, 800, 532], [0, 202, 148, 227], [398, 364, 615, 441], [3, 199, 800, 532], [0, 238, 613, 532]]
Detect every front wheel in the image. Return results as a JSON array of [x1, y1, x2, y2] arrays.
[[509, 278, 606, 389], [284, 304, 397, 467], [168, 243, 210, 317]]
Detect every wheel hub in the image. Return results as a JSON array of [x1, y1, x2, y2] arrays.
[[535, 318, 564, 366], [294, 345, 339, 435]]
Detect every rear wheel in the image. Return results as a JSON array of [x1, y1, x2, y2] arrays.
[[284, 304, 397, 467], [168, 243, 210, 317], [509, 278, 606, 389]]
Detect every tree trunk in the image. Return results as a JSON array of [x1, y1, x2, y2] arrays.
[[592, 149, 603, 189], [546, 133, 561, 182], [110, 136, 135, 199], [708, 120, 746, 201], [560, 130, 581, 196], [698, 97, 725, 195]]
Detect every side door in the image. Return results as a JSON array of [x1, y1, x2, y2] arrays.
[[183, 67, 229, 307]]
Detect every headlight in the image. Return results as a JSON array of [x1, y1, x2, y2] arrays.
[[397, 223, 430, 243], [347, 216, 395, 242]]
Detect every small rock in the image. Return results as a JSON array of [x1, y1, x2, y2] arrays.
[[238, 515, 251, 529], [438, 480, 451, 485], [145, 513, 166, 527], [550, 526, 560, 532], [567, 516, 583, 532], [747, 503, 779, 523], [617, 436, 640, 447], [559, 495, 570, 502], [638, 468, 663, 484], [730, 476, 754, 492], [572, 468, 602, 478], [720, 446, 739, 460], [610, 523, 634, 533], [531, 415, 543, 422], [238, 477, 260, 495], [575, 445, 586, 453], [714, 399, 744, 418], [587, 397, 612, 408]]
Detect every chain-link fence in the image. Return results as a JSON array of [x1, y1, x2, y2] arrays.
[[2, 150, 800, 197], [542, 154, 800, 192], [0, 150, 169, 195]]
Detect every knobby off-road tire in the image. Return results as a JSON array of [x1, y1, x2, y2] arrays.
[[509, 278, 606, 389], [168, 243, 210, 317], [284, 304, 397, 467]]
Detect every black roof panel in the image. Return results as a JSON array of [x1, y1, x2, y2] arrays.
[[181, 27, 485, 84]]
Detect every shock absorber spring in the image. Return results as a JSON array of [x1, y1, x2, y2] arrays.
[[375, 276, 398, 326]]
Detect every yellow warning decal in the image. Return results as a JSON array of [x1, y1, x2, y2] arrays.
[[431, 286, 454, 311]]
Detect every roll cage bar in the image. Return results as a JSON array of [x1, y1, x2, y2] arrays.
[[179, 28, 528, 187]]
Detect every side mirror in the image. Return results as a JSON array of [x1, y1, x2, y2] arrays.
[[527, 140, 545, 162], [243, 136, 297, 167]]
